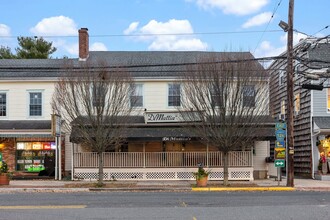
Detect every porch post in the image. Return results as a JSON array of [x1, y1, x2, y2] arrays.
[[71, 142, 74, 180], [206, 143, 209, 167], [143, 142, 146, 168]]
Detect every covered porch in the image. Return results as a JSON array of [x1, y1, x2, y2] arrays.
[[72, 151, 254, 181]]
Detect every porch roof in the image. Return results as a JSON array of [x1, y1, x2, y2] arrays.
[[70, 125, 275, 143], [313, 117, 330, 134], [0, 120, 52, 138]]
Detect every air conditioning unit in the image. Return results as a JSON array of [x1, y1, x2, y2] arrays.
[[278, 113, 285, 121]]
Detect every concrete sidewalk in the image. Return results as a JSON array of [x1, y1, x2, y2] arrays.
[[0, 178, 329, 192]]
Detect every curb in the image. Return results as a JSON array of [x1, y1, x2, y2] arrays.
[[192, 187, 295, 192], [0, 188, 90, 193]]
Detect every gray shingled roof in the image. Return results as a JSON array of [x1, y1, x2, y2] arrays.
[[0, 51, 264, 79], [314, 117, 330, 129], [308, 43, 330, 68], [0, 120, 51, 130]]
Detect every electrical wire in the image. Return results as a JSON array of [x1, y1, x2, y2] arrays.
[[253, 0, 283, 54]]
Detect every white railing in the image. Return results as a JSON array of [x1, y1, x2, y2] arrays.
[[74, 151, 252, 168]]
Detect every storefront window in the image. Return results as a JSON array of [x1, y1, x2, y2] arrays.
[[16, 142, 55, 172]]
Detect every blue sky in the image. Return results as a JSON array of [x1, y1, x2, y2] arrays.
[[0, 0, 329, 59]]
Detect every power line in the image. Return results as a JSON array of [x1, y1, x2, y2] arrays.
[[253, 0, 283, 54], [0, 30, 283, 39]]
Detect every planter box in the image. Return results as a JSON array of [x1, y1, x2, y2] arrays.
[[0, 175, 10, 185]]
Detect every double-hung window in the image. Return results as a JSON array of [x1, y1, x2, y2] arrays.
[[210, 86, 223, 107], [243, 85, 255, 107], [168, 83, 181, 107], [130, 84, 143, 107], [92, 84, 106, 107], [29, 92, 42, 116], [0, 92, 6, 117]]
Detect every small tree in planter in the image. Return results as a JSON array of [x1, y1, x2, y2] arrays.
[[0, 161, 11, 185], [193, 166, 211, 187]]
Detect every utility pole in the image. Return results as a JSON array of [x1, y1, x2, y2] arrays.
[[286, 0, 295, 187]]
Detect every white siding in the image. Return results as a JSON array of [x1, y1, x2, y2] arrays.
[[253, 141, 268, 171], [0, 82, 55, 120], [312, 89, 329, 116], [144, 82, 168, 110], [64, 134, 72, 172]]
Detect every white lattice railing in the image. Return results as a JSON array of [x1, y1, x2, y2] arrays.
[[73, 167, 254, 181], [74, 151, 252, 168]]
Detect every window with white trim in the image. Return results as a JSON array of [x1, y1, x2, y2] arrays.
[[279, 71, 285, 86], [294, 93, 300, 115], [243, 85, 255, 107], [168, 83, 181, 107], [210, 86, 223, 107], [130, 84, 143, 107], [327, 88, 330, 112], [281, 99, 286, 115], [29, 92, 42, 116], [0, 92, 6, 117]]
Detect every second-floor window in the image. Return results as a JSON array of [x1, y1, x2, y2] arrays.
[[130, 84, 143, 107], [210, 86, 223, 107], [29, 92, 42, 116], [243, 85, 255, 107], [0, 93, 6, 117], [294, 93, 300, 115], [279, 71, 285, 86], [281, 99, 286, 115], [92, 84, 106, 107], [168, 83, 181, 107], [327, 88, 330, 112]]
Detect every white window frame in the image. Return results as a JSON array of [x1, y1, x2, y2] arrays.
[[279, 71, 285, 87], [27, 90, 44, 117], [130, 84, 144, 108], [0, 91, 8, 118], [167, 83, 181, 107], [281, 99, 286, 115], [294, 93, 300, 115], [327, 88, 330, 113], [210, 86, 223, 108], [242, 85, 255, 108]]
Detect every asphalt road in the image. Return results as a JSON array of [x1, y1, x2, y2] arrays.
[[0, 191, 330, 220]]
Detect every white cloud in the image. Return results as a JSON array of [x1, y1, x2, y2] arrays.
[[254, 40, 286, 58], [90, 42, 107, 51], [187, 0, 269, 15], [30, 16, 77, 36], [0, 24, 11, 36], [254, 32, 308, 59], [242, 12, 273, 28], [124, 19, 208, 51], [124, 22, 139, 35]]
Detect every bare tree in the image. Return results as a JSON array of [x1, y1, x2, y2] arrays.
[[180, 53, 270, 186], [52, 60, 135, 185]]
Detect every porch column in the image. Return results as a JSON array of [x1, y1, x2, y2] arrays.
[[71, 142, 74, 181], [206, 143, 209, 167], [143, 142, 146, 168]]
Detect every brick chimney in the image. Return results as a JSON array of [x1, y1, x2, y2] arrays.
[[78, 28, 89, 60]]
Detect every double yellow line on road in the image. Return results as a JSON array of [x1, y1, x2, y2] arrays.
[[0, 205, 86, 209]]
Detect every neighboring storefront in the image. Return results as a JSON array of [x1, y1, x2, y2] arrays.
[[0, 120, 60, 177], [16, 141, 56, 172]]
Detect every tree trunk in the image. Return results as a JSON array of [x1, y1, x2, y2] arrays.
[[223, 151, 229, 186], [98, 152, 104, 185]]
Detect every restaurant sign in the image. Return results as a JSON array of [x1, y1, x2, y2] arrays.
[[144, 111, 201, 123]]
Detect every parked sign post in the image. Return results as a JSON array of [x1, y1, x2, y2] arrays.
[[275, 122, 287, 184]]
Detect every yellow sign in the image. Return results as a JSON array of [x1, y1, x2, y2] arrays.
[[275, 147, 286, 159]]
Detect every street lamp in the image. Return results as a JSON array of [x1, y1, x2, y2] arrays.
[[278, 0, 295, 187]]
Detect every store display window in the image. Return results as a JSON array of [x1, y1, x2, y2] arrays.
[[16, 142, 55, 172]]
